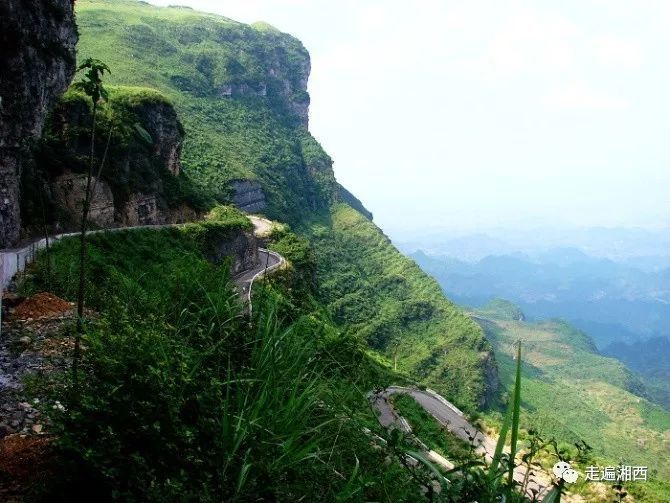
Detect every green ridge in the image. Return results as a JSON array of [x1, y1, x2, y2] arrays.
[[72, 0, 495, 409]]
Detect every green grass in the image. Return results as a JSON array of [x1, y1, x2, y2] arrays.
[[22, 219, 435, 501], [472, 300, 670, 500], [310, 204, 496, 412]]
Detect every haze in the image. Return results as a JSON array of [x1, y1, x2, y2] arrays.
[[148, 0, 670, 236]]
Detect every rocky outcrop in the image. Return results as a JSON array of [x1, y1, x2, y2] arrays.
[[168, 203, 199, 224], [211, 40, 310, 126], [230, 180, 267, 214], [134, 101, 184, 176], [121, 193, 161, 226], [480, 352, 500, 408], [31, 90, 200, 232], [206, 230, 258, 275], [53, 174, 115, 228], [0, 0, 78, 247], [186, 22, 312, 126]]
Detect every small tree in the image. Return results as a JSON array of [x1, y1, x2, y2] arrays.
[[71, 58, 111, 386]]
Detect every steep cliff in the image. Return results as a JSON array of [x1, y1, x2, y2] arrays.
[[21, 87, 206, 234], [0, 0, 78, 247], [336, 184, 373, 220], [74, 0, 499, 409], [74, 0, 335, 225]]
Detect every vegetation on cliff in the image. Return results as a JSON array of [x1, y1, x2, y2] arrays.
[[19, 209, 434, 501], [72, 0, 496, 410], [74, 0, 334, 225], [312, 205, 495, 411], [21, 84, 209, 234]]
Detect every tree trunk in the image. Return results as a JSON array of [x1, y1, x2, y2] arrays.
[[73, 101, 97, 387]]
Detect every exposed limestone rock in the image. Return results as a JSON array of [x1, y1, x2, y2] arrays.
[[206, 230, 259, 275], [481, 352, 500, 408], [0, 0, 78, 247], [26, 92, 198, 233], [121, 193, 162, 226], [52, 173, 115, 228], [133, 101, 184, 176], [168, 203, 199, 224], [231, 180, 267, 214]]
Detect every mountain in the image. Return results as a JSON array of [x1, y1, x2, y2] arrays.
[[411, 249, 670, 348], [52, 0, 497, 411], [471, 300, 670, 501], [397, 227, 670, 263], [603, 337, 670, 410], [0, 1, 506, 499]]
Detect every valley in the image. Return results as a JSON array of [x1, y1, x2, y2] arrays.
[[0, 0, 667, 501]]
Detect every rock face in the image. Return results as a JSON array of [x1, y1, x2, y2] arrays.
[[481, 352, 500, 408], [212, 33, 311, 127], [206, 230, 258, 275], [0, 0, 78, 247], [134, 102, 184, 176], [53, 174, 115, 228], [37, 91, 198, 230], [121, 193, 161, 227], [231, 180, 267, 214]]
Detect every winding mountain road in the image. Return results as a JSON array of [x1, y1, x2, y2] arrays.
[[0, 216, 284, 312], [371, 386, 552, 499]]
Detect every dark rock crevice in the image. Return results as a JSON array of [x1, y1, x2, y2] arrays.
[[0, 0, 78, 247]]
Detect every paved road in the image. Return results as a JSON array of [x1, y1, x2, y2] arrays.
[[233, 248, 282, 293], [372, 386, 551, 499], [0, 216, 285, 310], [233, 217, 285, 313]]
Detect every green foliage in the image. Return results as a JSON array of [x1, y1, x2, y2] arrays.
[[24, 225, 430, 501], [474, 305, 670, 499], [73, 57, 111, 104], [310, 204, 495, 412], [268, 225, 316, 292], [204, 204, 253, 229], [22, 216, 247, 311]]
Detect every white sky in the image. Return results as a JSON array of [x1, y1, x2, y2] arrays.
[[149, 0, 670, 234]]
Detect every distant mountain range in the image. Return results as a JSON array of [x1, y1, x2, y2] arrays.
[[469, 299, 670, 487], [397, 227, 670, 266], [410, 248, 670, 347], [411, 247, 670, 412]]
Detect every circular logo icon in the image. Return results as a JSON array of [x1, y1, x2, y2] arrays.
[[553, 461, 579, 484]]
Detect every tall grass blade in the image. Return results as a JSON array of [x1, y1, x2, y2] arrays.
[[540, 485, 562, 503], [508, 340, 522, 487]]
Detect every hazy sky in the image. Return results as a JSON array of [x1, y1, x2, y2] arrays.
[[149, 0, 670, 234]]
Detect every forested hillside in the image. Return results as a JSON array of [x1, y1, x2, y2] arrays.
[[72, 0, 496, 411]]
